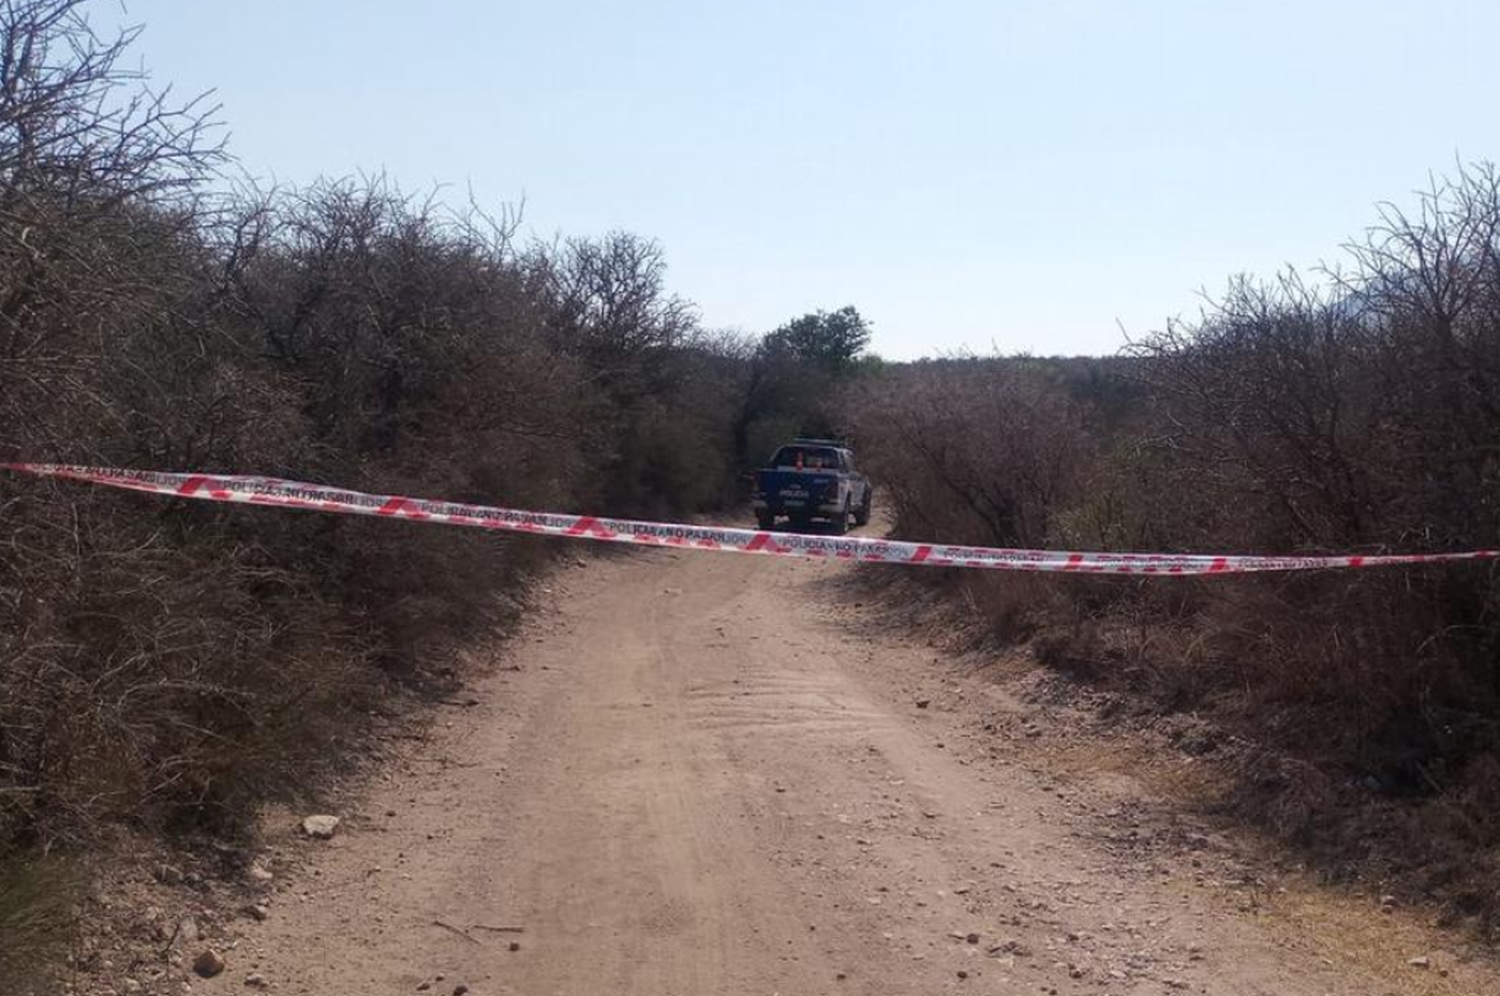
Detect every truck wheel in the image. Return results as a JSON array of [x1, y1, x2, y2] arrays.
[[756, 511, 775, 530], [854, 492, 872, 527]]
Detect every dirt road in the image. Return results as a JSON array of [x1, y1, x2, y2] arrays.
[[205, 548, 1498, 995]]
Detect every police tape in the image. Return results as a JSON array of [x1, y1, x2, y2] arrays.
[[3, 463, 1497, 575]]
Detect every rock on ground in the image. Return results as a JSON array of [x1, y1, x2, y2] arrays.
[[301, 814, 341, 839], [193, 948, 226, 978]]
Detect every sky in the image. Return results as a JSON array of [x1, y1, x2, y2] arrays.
[[114, 1, 1498, 359]]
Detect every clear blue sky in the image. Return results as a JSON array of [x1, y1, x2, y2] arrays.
[[120, 1, 1497, 359]]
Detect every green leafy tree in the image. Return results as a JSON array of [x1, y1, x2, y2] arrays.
[[763, 305, 871, 375]]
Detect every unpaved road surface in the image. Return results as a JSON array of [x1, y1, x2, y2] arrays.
[[205, 549, 1498, 995]]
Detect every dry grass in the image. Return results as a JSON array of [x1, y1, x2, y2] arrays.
[[1254, 878, 1490, 995], [0, 854, 82, 992]]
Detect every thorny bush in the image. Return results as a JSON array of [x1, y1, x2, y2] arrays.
[[0, 2, 768, 982], [846, 165, 1500, 931]]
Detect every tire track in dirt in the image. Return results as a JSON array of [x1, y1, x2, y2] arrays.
[[196, 547, 1499, 996]]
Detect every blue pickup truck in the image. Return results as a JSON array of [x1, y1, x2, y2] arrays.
[[752, 438, 873, 534]]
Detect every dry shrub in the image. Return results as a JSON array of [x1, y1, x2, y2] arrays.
[[842, 359, 1098, 657], [0, 1, 765, 966], [961, 575, 1060, 644], [1, 489, 379, 839], [846, 165, 1500, 926], [1, 160, 745, 851], [1131, 167, 1500, 869], [1030, 618, 1110, 682], [844, 358, 1091, 549]]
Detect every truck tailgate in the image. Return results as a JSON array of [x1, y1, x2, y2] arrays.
[[757, 469, 837, 508]]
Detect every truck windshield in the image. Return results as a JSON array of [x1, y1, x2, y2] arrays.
[[771, 447, 840, 470]]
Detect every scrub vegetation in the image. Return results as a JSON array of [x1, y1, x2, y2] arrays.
[[0, 2, 864, 983], [845, 164, 1500, 932], [3, 0, 1499, 983]]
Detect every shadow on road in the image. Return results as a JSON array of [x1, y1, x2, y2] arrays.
[[758, 518, 878, 538]]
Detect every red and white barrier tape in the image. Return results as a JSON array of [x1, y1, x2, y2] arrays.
[[3, 463, 1497, 575]]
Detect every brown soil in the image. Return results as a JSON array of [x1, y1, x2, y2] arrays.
[[90, 545, 1500, 995]]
